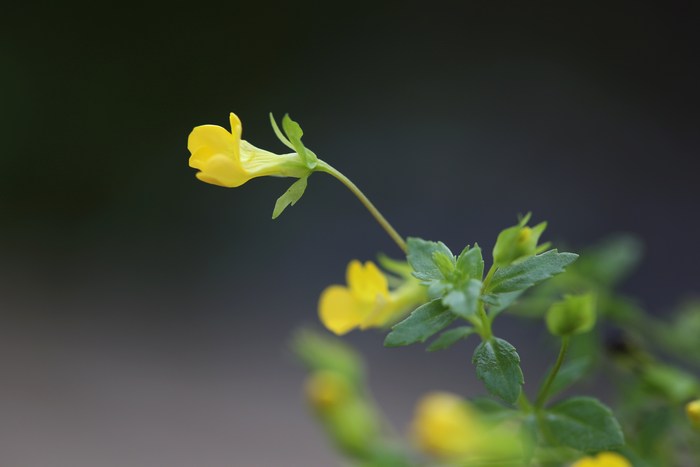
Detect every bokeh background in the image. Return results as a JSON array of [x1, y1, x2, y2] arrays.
[[2, 2, 699, 465]]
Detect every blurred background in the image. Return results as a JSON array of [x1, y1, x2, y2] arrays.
[[1, 1, 699, 465]]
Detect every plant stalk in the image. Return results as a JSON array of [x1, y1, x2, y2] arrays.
[[535, 335, 570, 408], [316, 161, 407, 253]]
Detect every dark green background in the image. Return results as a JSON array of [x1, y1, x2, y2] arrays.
[[1, 2, 698, 465]]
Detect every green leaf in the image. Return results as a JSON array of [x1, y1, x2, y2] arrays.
[[487, 250, 579, 294], [272, 177, 308, 219], [472, 337, 524, 404], [384, 299, 455, 347], [541, 397, 624, 452], [546, 357, 592, 398], [406, 237, 454, 281], [427, 326, 474, 351], [442, 279, 482, 318], [376, 254, 413, 278], [456, 244, 484, 280], [269, 113, 295, 150], [281, 114, 318, 169]]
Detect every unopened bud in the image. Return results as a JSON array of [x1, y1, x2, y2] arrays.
[[546, 294, 596, 336], [687, 399, 700, 429], [305, 371, 351, 411]]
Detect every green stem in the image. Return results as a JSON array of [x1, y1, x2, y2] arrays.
[[477, 303, 492, 340], [517, 392, 533, 412], [316, 161, 407, 253], [477, 265, 498, 340], [483, 265, 497, 290], [535, 336, 570, 408]]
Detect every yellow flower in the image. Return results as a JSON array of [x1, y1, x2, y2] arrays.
[[305, 371, 352, 411], [687, 399, 700, 429], [411, 392, 524, 462], [318, 260, 425, 335], [411, 392, 479, 458], [571, 452, 632, 467], [188, 112, 309, 187]]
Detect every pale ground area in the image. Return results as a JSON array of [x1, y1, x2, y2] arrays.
[[0, 324, 339, 467], [0, 267, 543, 467]]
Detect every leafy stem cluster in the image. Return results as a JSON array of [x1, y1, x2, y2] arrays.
[[369, 226, 627, 456], [191, 112, 700, 466]]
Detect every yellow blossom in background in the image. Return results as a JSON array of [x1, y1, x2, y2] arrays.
[[305, 371, 352, 411], [411, 392, 479, 458], [188, 112, 309, 187], [319, 260, 425, 335], [687, 399, 700, 429], [571, 452, 632, 467], [411, 392, 523, 462]]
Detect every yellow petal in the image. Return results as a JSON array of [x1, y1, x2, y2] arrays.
[[570, 458, 597, 467], [188, 146, 214, 170], [347, 261, 389, 302], [412, 392, 477, 458], [319, 286, 365, 335], [571, 452, 631, 467], [229, 112, 242, 138], [192, 151, 248, 187], [687, 399, 700, 426], [187, 124, 237, 155], [359, 297, 393, 329], [595, 453, 631, 467]]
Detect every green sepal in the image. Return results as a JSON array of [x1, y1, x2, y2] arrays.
[[376, 253, 413, 278], [493, 213, 548, 267], [442, 278, 482, 318], [406, 237, 454, 281], [384, 299, 455, 347], [456, 244, 484, 280], [486, 250, 579, 295], [272, 176, 308, 219], [540, 396, 624, 452], [281, 114, 318, 169], [432, 251, 456, 278], [323, 398, 383, 458], [546, 293, 597, 336], [472, 337, 524, 404], [269, 112, 295, 150], [427, 326, 474, 351]]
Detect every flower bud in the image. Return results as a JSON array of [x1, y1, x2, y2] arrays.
[[687, 399, 700, 430], [305, 371, 352, 411], [411, 392, 478, 458], [493, 213, 547, 267], [546, 294, 596, 336], [571, 451, 631, 467], [410, 392, 522, 461]]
